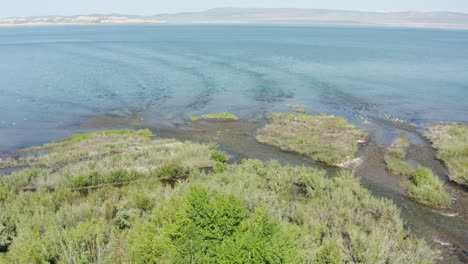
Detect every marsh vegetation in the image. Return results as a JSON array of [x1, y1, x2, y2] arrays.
[[426, 124, 468, 186], [384, 134, 414, 176], [256, 111, 367, 166], [190, 113, 239, 122], [0, 130, 439, 263], [407, 167, 452, 208], [384, 134, 451, 208]]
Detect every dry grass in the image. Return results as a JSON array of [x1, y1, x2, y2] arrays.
[[256, 112, 367, 165], [426, 124, 468, 186]]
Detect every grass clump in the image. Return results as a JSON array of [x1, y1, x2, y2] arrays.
[[426, 124, 468, 186], [385, 156, 414, 176], [384, 134, 414, 176], [190, 112, 239, 122], [256, 112, 367, 165], [407, 167, 452, 208]]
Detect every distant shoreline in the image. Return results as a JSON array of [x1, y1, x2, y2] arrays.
[[2, 22, 468, 31], [2, 8, 468, 30]]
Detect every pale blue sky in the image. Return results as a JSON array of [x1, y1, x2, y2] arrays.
[[2, 0, 468, 18]]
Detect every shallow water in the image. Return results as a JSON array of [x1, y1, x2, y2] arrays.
[[1, 24, 468, 150]]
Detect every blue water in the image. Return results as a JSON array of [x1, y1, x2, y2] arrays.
[[1, 25, 468, 150]]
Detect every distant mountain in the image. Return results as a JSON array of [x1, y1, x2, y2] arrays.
[[2, 7, 468, 29]]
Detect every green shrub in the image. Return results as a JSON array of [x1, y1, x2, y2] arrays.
[[427, 124, 468, 186], [211, 150, 228, 163], [388, 148, 405, 159], [315, 239, 344, 264], [384, 134, 414, 176], [213, 161, 226, 173], [407, 167, 451, 208], [134, 194, 154, 212], [385, 155, 414, 176], [114, 209, 139, 230], [103, 200, 117, 220], [155, 162, 191, 179], [0, 185, 10, 203]]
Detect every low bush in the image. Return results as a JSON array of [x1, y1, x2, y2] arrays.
[[211, 150, 228, 163], [407, 167, 451, 208]]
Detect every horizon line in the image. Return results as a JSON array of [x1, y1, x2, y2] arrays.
[[2, 6, 468, 19]]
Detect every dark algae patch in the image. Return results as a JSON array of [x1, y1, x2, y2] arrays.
[[426, 124, 468, 186], [256, 111, 367, 166], [0, 130, 439, 263]]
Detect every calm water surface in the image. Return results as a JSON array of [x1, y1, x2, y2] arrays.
[[1, 24, 468, 149]]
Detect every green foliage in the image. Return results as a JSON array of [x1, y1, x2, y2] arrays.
[[388, 148, 405, 159], [0, 132, 439, 264], [385, 155, 414, 176], [385, 135, 413, 176], [257, 112, 367, 165], [315, 239, 344, 264], [211, 150, 228, 163], [426, 124, 468, 186], [191, 112, 239, 122], [70, 169, 144, 188], [134, 193, 154, 212], [407, 167, 451, 208], [155, 162, 191, 179], [103, 199, 117, 220]]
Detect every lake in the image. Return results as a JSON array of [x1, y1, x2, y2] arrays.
[[1, 24, 468, 150]]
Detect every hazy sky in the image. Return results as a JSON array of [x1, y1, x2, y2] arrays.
[[2, 0, 468, 18]]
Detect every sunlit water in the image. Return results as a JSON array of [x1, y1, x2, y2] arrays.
[[1, 24, 468, 150]]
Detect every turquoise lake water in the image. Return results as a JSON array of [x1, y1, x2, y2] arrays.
[[1, 25, 468, 150]]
